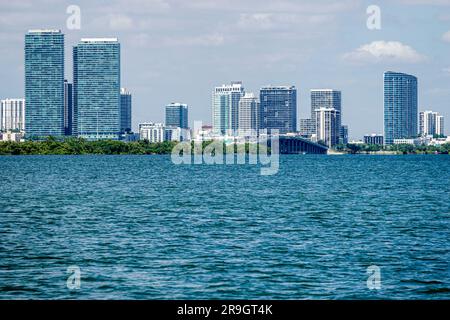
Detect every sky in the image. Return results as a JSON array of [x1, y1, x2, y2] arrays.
[[1, 0, 450, 139]]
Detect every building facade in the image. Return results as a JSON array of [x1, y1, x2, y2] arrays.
[[260, 85, 297, 134], [384, 72, 418, 145], [120, 88, 132, 134], [315, 107, 340, 148], [340, 125, 349, 145], [139, 123, 165, 142], [73, 38, 121, 140], [238, 92, 259, 135], [299, 118, 315, 138], [25, 30, 64, 139], [420, 111, 444, 137], [165, 102, 188, 129], [64, 80, 73, 136], [0, 99, 25, 132], [364, 134, 384, 145], [213, 81, 244, 135]]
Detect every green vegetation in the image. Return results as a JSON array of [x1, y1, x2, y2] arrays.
[[0, 138, 269, 156], [336, 143, 450, 155]]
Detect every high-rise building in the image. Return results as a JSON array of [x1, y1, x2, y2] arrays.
[[299, 118, 315, 138], [64, 80, 73, 136], [384, 71, 418, 145], [260, 85, 297, 134], [311, 89, 342, 137], [340, 125, 349, 145], [419, 111, 445, 137], [213, 81, 245, 135], [120, 88, 132, 134], [364, 134, 384, 145], [165, 102, 188, 129], [73, 38, 121, 140], [0, 99, 25, 132], [238, 92, 259, 135], [25, 29, 64, 138], [315, 107, 340, 148]]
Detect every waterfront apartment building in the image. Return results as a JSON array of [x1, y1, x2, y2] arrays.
[[340, 125, 349, 145], [384, 72, 418, 145], [315, 107, 340, 148], [120, 88, 132, 134], [299, 118, 315, 138], [238, 92, 259, 135], [25, 29, 64, 138], [260, 85, 297, 134], [213, 81, 245, 135], [364, 134, 384, 145], [64, 80, 73, 136], [165, 102, 188, 129], [311, 89, 342, 137], [139, 123, 165, 142], [419, 111, 444, 137], [0, 99, 25, 132], [73, 38, 121, 140]]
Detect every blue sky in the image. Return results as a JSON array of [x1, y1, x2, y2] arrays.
[[1, 0, 449, 138]]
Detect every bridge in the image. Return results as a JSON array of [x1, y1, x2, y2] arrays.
[[275, 135, 328, 154]]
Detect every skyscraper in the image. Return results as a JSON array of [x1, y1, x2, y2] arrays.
[[120, 88, 132, 134], [238, 92, 259, 135], [73, 38, 120, 140], [315, 107, 340, 148], [0, 99, 25, 132], [419, 111, 445, 137], [259, 85, 297, 134], [64, 80, 73, 136], [213, 81, 244, 135], [384, 72, 418, 145], [165, 102, 188, 129], [311, 89, 342, 136], [25, 29, 64, 138]]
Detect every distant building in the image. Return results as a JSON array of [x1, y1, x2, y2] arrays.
[[0, 131, 24, 142], [364, 134, 384, 145], [25, 29, 64, 139], [340, 125, 349, 145], [0, 99, 25, 132], [74, 38, 121, 140], [260, 85, 297, 134], [165, 102, 188, 129], [419, 111, 444, 137], [299, 118, 315, 138], [384, 72, 418, 145], [120, 88, 132, 134], [315, 107, 340, 148], [64, 80, 73, 136], [139, 123, 165, 143], [165, 126, 190, 142], [238, 92, 259, 135], [213, 81, 245, 135]]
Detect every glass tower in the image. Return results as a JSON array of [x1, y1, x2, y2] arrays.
[[73, 38, 120, 140], [384, 72, 418, 145], [259, 86, 297, 134], [165, 103, 188, 129], [311, 89, 341, 134], [25, 29, 64, 139], [120, 88, 132, 134], [213, 81, 244, 135], [64, 80, 73, 136]]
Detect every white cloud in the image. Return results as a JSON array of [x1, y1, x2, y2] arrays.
[[443, 67, 450, 74], [163, 34, 225, 47], [442, 31, 450, 42], [343, 41, 426, 64], [108, 14, 134, 30]]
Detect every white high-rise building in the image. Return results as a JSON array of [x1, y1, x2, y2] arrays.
[[420, 111, 445, 136], [238, 92, 259, 136], [212, 81, 245, 135], [0, 99, 25, 132], [314, 107, 340, 148], [139, 123, 165, 142]]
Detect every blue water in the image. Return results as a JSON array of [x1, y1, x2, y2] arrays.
[[0, 155, 449, 299]]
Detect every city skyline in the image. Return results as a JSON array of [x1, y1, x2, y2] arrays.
[[1, 1, 449, 139]]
